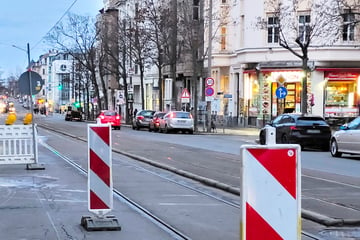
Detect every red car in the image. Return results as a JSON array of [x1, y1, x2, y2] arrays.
[[149, 111, 166, 132], [97, 110, 121, 130]]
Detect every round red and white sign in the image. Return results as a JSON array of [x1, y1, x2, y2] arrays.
[[205, 77, 214, 86]]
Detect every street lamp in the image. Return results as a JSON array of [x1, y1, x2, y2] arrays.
[[12, 43, 43, 170]]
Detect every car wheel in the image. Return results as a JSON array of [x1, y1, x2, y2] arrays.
[[321, 143, 329, 151], [149, 126, 152, 132], [189, 130, 194, 134], [281, 134, 289, 144], [330, 139, 342, 157], [259, 130, 265, 145], [132, 124, 136, 130], [165, 125, 169, 133]]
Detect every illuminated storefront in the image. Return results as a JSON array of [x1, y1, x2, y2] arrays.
[[243, 69, 306, 126], [262, 70, 304, 118], [323, 71, 359, 117]]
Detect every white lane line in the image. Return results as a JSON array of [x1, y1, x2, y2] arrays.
[[303, 174, 360, 189], [159, 203, 221, 206]]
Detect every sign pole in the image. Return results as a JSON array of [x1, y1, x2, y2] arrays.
[[206, 0, 213, 133], [26, 43, 44, 170]]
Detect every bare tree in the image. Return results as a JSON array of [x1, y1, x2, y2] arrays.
[[258, 0, 340, 114], [143, 0, 173, 111], [176, 0, 205, 131], [45, 13, 102, 118], [128, 2, 154, 110]]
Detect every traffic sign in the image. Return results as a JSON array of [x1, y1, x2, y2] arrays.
[[87, 124, 113, 215], [205, 77, 215, 86], [181, 88, 190, 98], [18, 71, 44, 95], [205, 87, 214, 96], [275, 86, 288, 99], [240, 144, 301, 240]]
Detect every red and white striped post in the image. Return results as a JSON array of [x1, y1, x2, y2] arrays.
[[87, 124, 113, 216], [240, 145, 301, 240]]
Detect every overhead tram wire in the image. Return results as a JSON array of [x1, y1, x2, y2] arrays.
[[31, 0, 79, 51]]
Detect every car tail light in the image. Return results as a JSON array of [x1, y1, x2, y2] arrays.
[[137, 116, 144, 120], [189, 114, 193, 119], [155, 118, 160, 124], [100, 115, 105, 119], [290, 126, 298, 130], [169, 112, 175, 118], [116, 115, 120, 120]]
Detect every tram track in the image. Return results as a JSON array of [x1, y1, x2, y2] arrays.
[[37, 124, 329, 239]]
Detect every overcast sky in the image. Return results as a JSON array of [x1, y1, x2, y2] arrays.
[[0, 0, 103, 78]]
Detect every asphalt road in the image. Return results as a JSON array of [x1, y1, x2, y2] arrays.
[[3, 99, 360, 239]]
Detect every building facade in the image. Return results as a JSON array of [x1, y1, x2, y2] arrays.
[[32, 51, 75, 113], [206, 0, 360, 127]]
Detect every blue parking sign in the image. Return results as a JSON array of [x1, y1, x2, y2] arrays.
[[275, 86, 288, 99]]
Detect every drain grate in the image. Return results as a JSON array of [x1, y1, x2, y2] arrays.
[[319, 228, 360, 239]]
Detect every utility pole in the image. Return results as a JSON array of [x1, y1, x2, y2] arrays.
[[206, 0, 213, 132]]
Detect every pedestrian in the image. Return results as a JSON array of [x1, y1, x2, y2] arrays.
[[133, 108, 138, 116]]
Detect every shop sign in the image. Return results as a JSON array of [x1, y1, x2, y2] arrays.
[[325, 107, 359, 117], [325, 72, 358, 80]]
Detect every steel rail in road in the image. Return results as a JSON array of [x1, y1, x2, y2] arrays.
[[38, 124, 326, 240], [39, 139, 191, 240]]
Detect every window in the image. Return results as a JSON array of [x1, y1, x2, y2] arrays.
[[267, 16, 279, 43], [343, 12, 355, 41], [193, 0, 200, 20], [298, 15, 310, 43], [220, 27, 226, 50]]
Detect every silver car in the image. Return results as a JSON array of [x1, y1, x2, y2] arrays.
[[330, 116, 360, 157], [159, 111, 194, 134]]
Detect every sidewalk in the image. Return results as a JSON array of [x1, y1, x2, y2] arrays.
[[0, 144, 176, 240]]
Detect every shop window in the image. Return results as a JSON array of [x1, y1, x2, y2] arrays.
[[267, 16, 279, 43], [326, 82, 354, 106]]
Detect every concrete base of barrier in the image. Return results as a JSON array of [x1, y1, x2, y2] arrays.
[[81, 215, 121, 231], [26, 163, 45, 170]]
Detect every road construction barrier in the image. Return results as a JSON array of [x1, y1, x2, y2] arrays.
[[240, 144, 301, 240], [0, 124, 38, 165], [82, 124, 120, 231]]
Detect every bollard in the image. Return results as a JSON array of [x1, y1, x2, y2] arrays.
[[265, 126, 276, 145]]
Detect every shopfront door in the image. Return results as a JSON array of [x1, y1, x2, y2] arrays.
[[271, 82, 300, 117]]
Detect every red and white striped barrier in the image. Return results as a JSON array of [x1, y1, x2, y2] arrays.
[[240, 145, 301, 240], [87, 124, 113, 216]]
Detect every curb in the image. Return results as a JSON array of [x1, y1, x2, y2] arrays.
[[37, 123, 360, 227]]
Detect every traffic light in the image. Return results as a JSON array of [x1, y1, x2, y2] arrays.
[[58, 84, 63, 90], [74, 101, 80, 108]]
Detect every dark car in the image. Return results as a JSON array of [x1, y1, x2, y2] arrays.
[[65, 106, 82, 121], [132, 110, 155, 130], [96, 110, 121, 130], [259, 113, 331, 150], [149, 111, 166, 132]]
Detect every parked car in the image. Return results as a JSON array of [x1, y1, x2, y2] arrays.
[[330, 116, 360, 157], [159, 111, 194, 134], [259, 113, 331, 150], [65, 105, 82, 121], [149, 111, 166, 132], [96, 110, 121, 130], [132, 110, 155, 130]]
